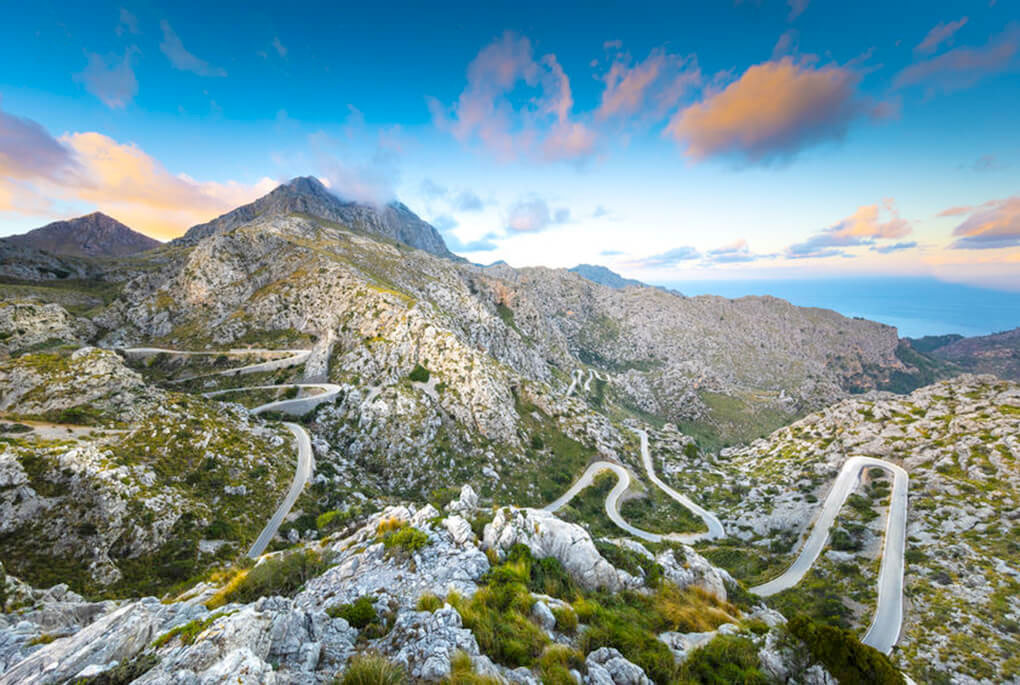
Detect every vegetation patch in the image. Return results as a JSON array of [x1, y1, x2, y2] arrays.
[[206, 548, 329, 608], [339, 652, 408, 685], [787, 615, 904, 684]]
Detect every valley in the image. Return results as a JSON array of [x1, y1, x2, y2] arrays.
[[0, 178, 1016, 684]]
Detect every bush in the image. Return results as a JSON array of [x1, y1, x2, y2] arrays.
[[73, 653, 160, 684], [538, 645, 584, 685], [504, 544, 578, 600], [787, 615, 904, 685], [416, 592, 444, 612], [447, 650, 503, 685], [679, 634, 770, 684], [595, 541, 663, 588], [328, 596, 377, 629], [206, 549, 329, 608], [153, 612, 228, 648], [575, 593, 677, 683], [552, 606, 578, 633], [381, 526, 429, 558], [339, 652, 407, 685], [408, 364, 430, 383], [429, 487, 462, 510], [447, 567, 549, 668]]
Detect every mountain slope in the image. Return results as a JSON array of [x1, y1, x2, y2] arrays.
[[5, 213, 160, 258], [90, 206, 944, 452], [922, 327, 1020, 380], [569, 264, 644, 289], [178, 176, 454, 258]]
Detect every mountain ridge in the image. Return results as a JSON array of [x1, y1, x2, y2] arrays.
[[5, 212, 160, 259], [177, 176, 454, 259]]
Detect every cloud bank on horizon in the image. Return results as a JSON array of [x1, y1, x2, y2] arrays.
[[0, 1, 1018, 289]]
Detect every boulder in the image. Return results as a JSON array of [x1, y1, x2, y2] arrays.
[[483, 508, 622, 591]]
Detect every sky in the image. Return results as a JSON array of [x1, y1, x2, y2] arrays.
[[1, 0, 1019, 291]]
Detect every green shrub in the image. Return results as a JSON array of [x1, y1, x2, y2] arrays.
[[429, 487, 462, 510], [447, 565, 549, 668], [73, 653, 160, 684], [447, 650, 503, 685], [552, 606, 578, 633], [595, 541, 663, 588], [408, 364, 430, 383], [787, 615, 904, 685], [339, 652, 407, 685], [153, 612, 229, 648], [504, 544, 578, 600], [328, 596, 377, 629], [381, 526, 429, 557], [679, 634, 770, 684], [538, 645, 584, 685], [208, 549, 329, 607], [416, 592, 444, 612]]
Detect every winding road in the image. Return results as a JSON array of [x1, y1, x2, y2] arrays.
[[119, 347, 310, 384], [121, 346, 341, 558], [127, 344, 911, 652], [203, 382, 342, 557], [547, 389, 909, 655], [749, 456, 908, 654]]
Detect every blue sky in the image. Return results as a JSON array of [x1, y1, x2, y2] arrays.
[[1, 0, 1018, 290]]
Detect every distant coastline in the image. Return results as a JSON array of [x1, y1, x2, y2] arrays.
[[655, 277, 1020, 339]]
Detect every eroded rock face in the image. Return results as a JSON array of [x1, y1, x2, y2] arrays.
[[376, 607, 479, 681], [136, 597, 357, 685], [0, 303, 95, 358], [483, 507, 624, 591], [585, 647, 652, 685], [295, 506, 490, 613]]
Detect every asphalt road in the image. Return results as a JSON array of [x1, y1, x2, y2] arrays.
[[546, 424, 908, 655], [203, 382, 342, 556], [750, 455, 908, 654], [635, 429, 726, 542]]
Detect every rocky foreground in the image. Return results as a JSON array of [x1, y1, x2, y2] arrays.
[[2, 488, 872, 685]]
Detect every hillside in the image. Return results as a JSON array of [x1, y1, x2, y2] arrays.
[[5, 213, 160, 259], [921, 327, 1020, 381], [0, 176, 1009, 685], [178, 176, 454, 258]]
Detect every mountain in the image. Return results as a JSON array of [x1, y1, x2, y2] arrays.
[[914, 326, 1020, 380], [0, 175, 1001, 685], [179, 176, 454, 258], [569, 264, 644, 289], [5, 212, 160, 258]]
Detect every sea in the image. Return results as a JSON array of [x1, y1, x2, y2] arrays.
[[654, 277, 1020, 339]]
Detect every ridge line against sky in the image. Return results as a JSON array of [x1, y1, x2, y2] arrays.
[[0, 1, 1018, 290]]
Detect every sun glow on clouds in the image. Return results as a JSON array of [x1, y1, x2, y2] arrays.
[[0, 102, 274, 240], [667, 57, 887, 163], [61, 133, 276, 239]]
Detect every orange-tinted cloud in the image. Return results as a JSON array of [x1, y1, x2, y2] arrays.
[[787, 200, 911, 258], [895, 24, 1019, 94], [61, 132, 276, 239], [428, 32, 596, 162], [950, 196, 1020, 249], [0, 104, 274, 239], [915, 17, 969, 55], [666, 57, 883, 163]]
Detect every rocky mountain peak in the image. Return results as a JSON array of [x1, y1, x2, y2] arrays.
[[178, 175, 455, 258], [4, 212, 160, 259]]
